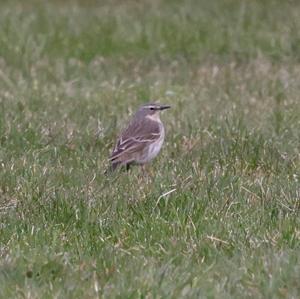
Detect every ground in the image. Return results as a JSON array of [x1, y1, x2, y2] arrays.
[[0, 0, 300, 298]]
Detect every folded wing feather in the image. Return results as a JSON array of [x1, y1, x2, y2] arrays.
[[110, 118, 161, 163]]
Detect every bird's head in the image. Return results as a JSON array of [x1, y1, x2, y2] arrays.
[[139, 103, 171, 116]]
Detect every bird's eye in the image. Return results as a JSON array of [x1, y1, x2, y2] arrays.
[[150, 107, 154, 110]]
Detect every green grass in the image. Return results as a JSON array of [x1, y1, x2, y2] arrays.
[[0, 0, 300, 298]]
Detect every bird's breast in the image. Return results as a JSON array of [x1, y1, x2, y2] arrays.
[[139, 125, 165, 163]]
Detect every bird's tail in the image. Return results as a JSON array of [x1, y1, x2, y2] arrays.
[[104, 162, 132, 175], [104, 162, 120, 175]]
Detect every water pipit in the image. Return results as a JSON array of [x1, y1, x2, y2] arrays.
[[108, 103, 171, 172]]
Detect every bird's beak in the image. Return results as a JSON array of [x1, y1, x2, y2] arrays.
[[159, 105, 171, 110]]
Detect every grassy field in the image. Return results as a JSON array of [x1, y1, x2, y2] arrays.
[[0, 0, 300, 298]]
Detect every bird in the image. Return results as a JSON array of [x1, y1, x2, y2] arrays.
[[108, 102, 171, 172]]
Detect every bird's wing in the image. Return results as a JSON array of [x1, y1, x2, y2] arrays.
[[109, 118, 161, 162]]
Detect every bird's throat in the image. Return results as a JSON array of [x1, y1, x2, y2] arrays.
[[146, 113, 161, 122]]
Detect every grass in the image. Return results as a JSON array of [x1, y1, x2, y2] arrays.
[[0, 0, 300, 298]]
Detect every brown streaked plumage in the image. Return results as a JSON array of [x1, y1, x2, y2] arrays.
[[108, 103, 171, 172]]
